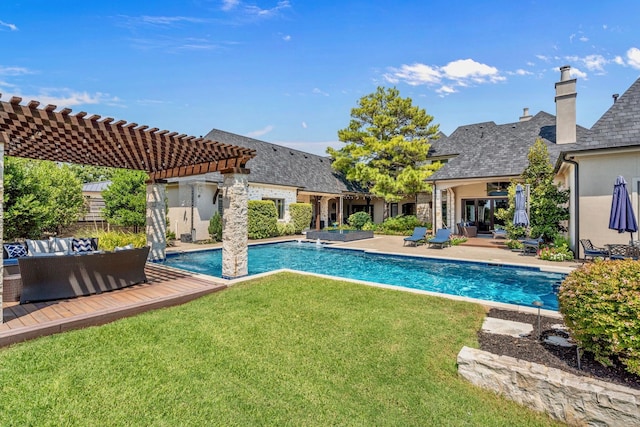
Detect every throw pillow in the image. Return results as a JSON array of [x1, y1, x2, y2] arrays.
[[26, 239, 51, 255], [50, 237, 73, 254], [72, 237, 94, 253], [3, 243, 28, 259]]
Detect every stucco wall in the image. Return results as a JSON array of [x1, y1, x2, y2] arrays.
[[577, 152, 640, 249]]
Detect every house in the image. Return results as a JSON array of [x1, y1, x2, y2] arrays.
[[166, 129, 390, 241], [79, 181, 110, 223], [425, 65, 640, 258]]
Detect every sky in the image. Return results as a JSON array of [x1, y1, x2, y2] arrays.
[[1, 1, 640, 156]]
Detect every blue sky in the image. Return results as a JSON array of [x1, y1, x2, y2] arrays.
[[2, 1, 640, 156]]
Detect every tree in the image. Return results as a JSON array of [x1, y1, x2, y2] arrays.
[[102, 169, 147, 232], [328, 87, 441, 219], [4, 158, 85, 239], [67, 164, 117, 183], [496, 138, 569, 242]]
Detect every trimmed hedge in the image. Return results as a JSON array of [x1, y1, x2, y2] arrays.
[[248, 200, 278, 239], [289, 203, 312, 233], [348, 211, 372, 230], [559, 260, 640, 375]]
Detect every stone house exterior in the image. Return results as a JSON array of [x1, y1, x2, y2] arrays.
[[166, 129, 404, 241], [423, 65, 640, 258]]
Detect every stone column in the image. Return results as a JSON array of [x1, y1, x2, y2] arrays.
[[0, 135, 4, 320], [433, 185, 442, 230], [146, 181, 167, 261], [221, 168, 249, 279], [416, 191, 431, 224]]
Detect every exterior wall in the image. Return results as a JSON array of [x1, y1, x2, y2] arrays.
[[416, 192, 432, 224], [166, 181, 222, 242], [248, 184, 297, 223], [575, 151, 640, 251]]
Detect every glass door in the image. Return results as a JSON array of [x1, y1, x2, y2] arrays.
[[462, 198, 509, 233]]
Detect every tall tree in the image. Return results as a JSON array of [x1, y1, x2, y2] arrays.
[[4, 158, 85, 239], [328, 87, 441, 218], [101, 169, 147, 232], [67, 164, 117, 183], [495, 138, 569, 241]]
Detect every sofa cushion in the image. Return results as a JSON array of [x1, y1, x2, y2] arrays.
[[50, 237, 73, 254], [4, 242, 28, 259], [72, 238, 94, 253], [26, 239, 51, 255], [114, 244, 135, 251]]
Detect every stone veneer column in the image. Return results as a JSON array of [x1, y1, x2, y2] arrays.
[[0, 135, 4, 321], [222, 169, 249, 279], [146, 181, 167, 261]]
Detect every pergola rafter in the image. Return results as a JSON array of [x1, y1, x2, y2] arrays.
[[0, 95, 256, 180]]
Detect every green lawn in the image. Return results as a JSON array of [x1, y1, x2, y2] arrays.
[[0, 272, 561, 426]]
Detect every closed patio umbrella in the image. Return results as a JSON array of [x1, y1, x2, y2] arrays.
[[608, 176, 638, 242], [513, 184, 529, 227]]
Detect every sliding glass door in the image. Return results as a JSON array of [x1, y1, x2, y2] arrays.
[[462, 198, 508, 233]]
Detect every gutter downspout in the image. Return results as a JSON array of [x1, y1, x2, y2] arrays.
[[562, 154, 579, 259]]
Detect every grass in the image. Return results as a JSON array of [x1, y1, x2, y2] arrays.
[[0, 273, 561, 426]]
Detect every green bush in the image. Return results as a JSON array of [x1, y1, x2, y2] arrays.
[[506, 239, 523, 250], [538, 242, 573, 261], [248, 200, 278, 239], [276, 222, 296, 236], [208, 212, 222, 241], [348, 212, 372, 230], [289, 203, 312, 233], [559, 260, 640, 375], [377, 215, 426, 235], [92, 231, 147, 251]]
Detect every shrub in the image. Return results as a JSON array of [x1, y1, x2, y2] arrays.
[[538, 243, 573, 261], [450, 236, 467, 246], [208, 212, 222, 241], [377, 215, 425, 235], [559, 260, 640, 375], [348, 212, 372, 230], [93, 231, 147, 251], [506, 239, 523, 250], [276, 222, 296, 236], [248, 200, 278, 239], [289, 203, 312, 233]]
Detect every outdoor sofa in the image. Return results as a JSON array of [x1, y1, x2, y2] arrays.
[[2, 237, 149, 303]]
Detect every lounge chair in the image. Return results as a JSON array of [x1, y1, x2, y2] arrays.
[[428, 228, 451, 249], [522, 236, 543, 255], [606, 244, 637, 260], [579, 239, 609, 261], [492, 229, 507, 239], [404, 227, 428, 246]]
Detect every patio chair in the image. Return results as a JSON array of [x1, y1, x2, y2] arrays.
[[492, 229, 507, 239], [404, 227, 428, 246], [605, 244, 637, 261], [579, 239, 609, 261], [428, 228, 452, 249], [522, 236, 543, 255]]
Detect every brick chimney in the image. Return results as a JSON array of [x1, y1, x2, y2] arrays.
[[555, 65, 577, 144]]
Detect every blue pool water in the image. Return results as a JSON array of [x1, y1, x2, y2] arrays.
[[162, 241, 564, 310]]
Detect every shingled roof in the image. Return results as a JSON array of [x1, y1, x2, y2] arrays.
[[427, 111, 589, 181], [198, 129, 364, 195], [572, 76, 640, 152]]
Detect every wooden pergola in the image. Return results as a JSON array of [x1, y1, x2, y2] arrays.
[[0, 94, 256, 315], [0, 95, 256, 179]]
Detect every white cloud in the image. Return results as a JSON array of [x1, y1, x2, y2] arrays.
[[627, 47, 640, 69], [513, 69, 533, 76], [23, 90, 120, 108], [221, 0, 240, 11], [569, 67, 587, 79], [579, 36, 589, 42], [582, 54, 607, 71], [0, 66, 32, 76], [0, 20, 17, 31], [436, 85, 456, 96], [614, 56, 625, 65], [535, 55, 550, 62], [140, 16, 205, 25], [245, 0, 291, 17], [282, 34, 291, 41], [301, 121, 307, 129], [247, 125, 274, 137], [384, 63, 441, 86], [442, 59, 504, 83], [312, 87, 329, 96]]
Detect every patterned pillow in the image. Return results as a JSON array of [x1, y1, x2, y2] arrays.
[[72, 238, 94, 253], [26, 239, 51, 255], [3, 243, 27, 259]]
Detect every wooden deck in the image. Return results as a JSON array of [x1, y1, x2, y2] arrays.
[[1, 264, 227, 348]]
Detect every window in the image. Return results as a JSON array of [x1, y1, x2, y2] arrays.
[[263, 198, 285, 219], [390, 203, 398, 217], [402, 203, 415, 216], [217, 194, 223, 216]]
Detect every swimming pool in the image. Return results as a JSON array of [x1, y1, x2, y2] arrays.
[[162, 241, 564, 310]]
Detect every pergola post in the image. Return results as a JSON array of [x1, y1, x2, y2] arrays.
[[0, 133, 5, 321], [146, 181, 167, 261], [221, 168, 249, 279]]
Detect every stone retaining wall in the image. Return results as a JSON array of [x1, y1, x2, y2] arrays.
[[457, 346, 640, 426]]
